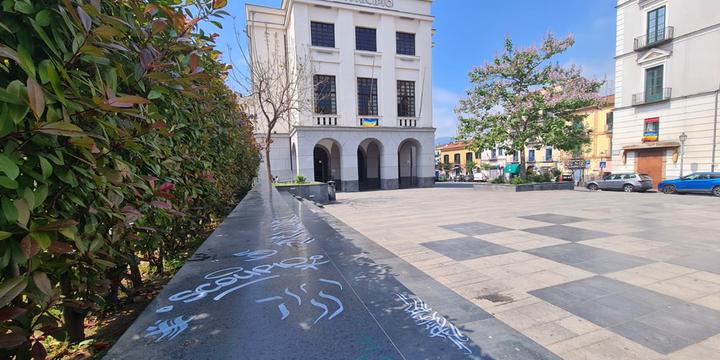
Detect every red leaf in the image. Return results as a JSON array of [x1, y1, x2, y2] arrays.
[[156, 192, 175, 200], [106, 95, 150, 108], [121, 205, 141, 223], [39, 220, 78, 231], [20, 235, 39, 258], [0, 307, 27, 322], [27, 77, 45, 120], [150, 201, 171, 210], [148, 176, 156, 191], [189, 53, 199, 71], [144, 4, 158, 15], [32, 272, 53, 297], [158, 182, 175, 192], [76, 6, 92, 33], [48, 241, 74, 255], [31, 340, 47, 360]]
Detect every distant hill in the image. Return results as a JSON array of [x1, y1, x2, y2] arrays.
[[435, 136, 453, 146]]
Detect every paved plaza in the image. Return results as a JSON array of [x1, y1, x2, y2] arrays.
[[322, 187, 720, 359]]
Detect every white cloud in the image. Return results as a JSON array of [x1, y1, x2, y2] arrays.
[[432, 87, 462, 138]]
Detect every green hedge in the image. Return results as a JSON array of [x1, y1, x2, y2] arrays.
[[0, 0, 259, 356]]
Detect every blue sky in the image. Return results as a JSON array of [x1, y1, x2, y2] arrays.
[[209, 0, 616, 139]]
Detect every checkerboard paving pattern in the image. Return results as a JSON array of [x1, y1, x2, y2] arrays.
[[324, 187, 720, 359]]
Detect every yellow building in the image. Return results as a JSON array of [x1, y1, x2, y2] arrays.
[[566, 95, 615, 179], [437, 142, 476, 174]]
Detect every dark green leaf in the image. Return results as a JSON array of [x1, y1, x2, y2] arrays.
[[35, 9, 51, 26], [39, 156, 52, 179], [0, 154, 19, 180], [13, 0, 32, 14], [1, 198, 17, 222], [0, 176, 19, 189]]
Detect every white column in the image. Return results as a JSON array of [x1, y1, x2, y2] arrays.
[[337, 9, 355, 127]]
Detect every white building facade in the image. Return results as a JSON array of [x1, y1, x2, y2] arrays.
[[612, 0, 720, 185], [247, 0, 435, 191]]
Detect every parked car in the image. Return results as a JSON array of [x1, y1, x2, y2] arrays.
[[658, 173, 720, 197], [586, 173, 653, 192]]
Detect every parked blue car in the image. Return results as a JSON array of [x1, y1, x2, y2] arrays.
[[658, 172, 720, 197]]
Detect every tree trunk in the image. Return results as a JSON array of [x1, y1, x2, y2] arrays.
[[520, 150, 527, 180], [129, 255, 142, 288], [156, 240, 165, 275], [264, 134, 273, 182], [61, 274, 86, 343], [105, 268, 121, 309]]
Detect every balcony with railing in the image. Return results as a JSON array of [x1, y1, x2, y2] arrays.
[[313, 114, 339, 126], [398, 117, 417, 127], [634, 26, 674, 51], [632, 88, 672, 106]]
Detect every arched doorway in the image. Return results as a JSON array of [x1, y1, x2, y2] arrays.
[[398, 139, 420, 188], [313, 139, 342, 191], [358, 139, 382, 191], [313, 145, 330, 183]]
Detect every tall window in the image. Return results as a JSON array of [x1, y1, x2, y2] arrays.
[[311, 22, 335, 48], [313, 75, 337, 114], [355, 27, 376, 52], [396, 32, 415, 56], [606, 112, 614, 131], [454, 153, 461, 165], [397, 80, 415, 117], [465, 152, 473, 164], [528, 149, 536, 162], [443, 154, 449, 164], [357, 78, 378, 116], [545, 147, 553, 161], [645, 65, 664, 102], [647, 6, 666, 45], [513, 151, 519, 162], [490, 149, 497, 159]]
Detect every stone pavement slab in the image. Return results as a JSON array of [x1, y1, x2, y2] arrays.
[[526, 243, 651, 273], [520, 213, 589, 225], [523, 225, 613, 242], [421, 237, 515, 261], [441, 222, 513, 236]]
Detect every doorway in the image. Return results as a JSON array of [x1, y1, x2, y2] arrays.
[[313, 146, 330, 183], [635, 149, 665, 188]]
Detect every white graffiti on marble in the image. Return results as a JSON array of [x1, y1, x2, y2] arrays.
[[271, 214, 315, 247], [168, 255, 330, 303], [395, 293, 472, 354], [255, 278, 344, 324], [144, 315, 195, 343], [233, 249, 278, 261], [155, 305, 174, 313]]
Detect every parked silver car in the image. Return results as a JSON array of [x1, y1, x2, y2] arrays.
[[586, 173, 653, 192]]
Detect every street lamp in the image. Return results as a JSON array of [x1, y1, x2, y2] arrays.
[[679, 132, 688, 177]]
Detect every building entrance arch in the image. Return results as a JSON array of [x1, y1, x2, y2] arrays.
[[398, 139, 421, 188], [313, 139, 342, 190], [358, 139, 382, 191]]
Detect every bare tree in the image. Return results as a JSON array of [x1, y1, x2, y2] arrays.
[[230, 18, 315, 182]]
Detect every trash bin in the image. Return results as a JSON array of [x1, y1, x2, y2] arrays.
[[327, 181, 336, 202]]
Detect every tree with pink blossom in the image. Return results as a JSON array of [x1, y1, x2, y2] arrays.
[[456, 34, 603, 180]]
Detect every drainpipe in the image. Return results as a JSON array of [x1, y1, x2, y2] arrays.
[[712, 83, 719, 172]]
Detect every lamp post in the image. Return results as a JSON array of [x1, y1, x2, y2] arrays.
[[679, 132, 688, 177]]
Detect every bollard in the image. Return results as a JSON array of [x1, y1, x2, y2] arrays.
[[327, 181, 336, 202]]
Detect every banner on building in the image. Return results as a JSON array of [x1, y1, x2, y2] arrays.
[[361, 118, 379, 127], [643, 117, 659, 142]]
